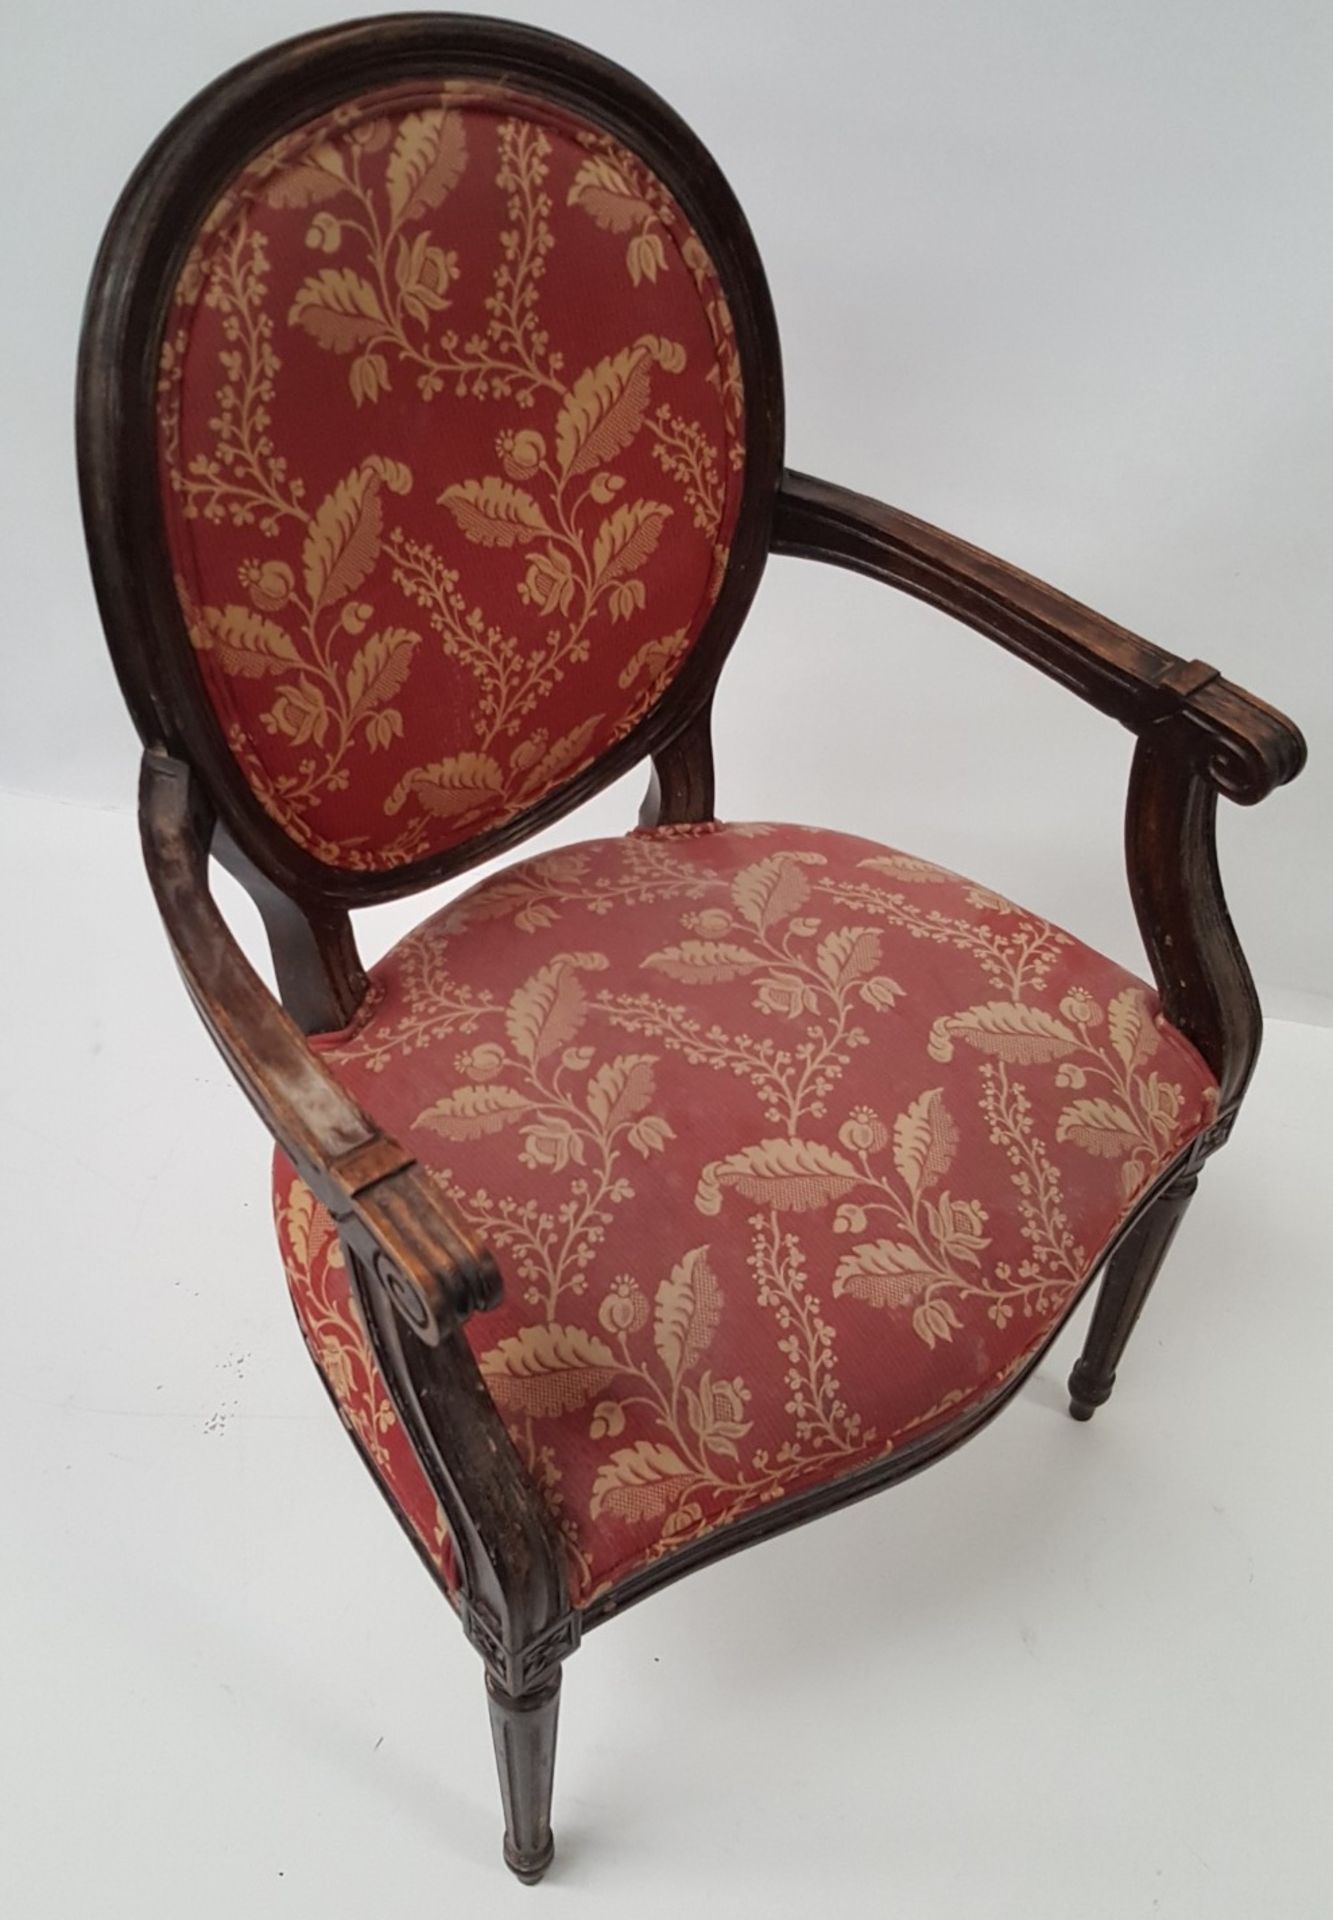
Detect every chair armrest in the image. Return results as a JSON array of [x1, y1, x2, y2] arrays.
[[772, 470, 1306, 804], [140, 751, 574, 1679], [139, 750, 499, 1345]]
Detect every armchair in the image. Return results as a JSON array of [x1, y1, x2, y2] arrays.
[[78, 15, 1305, 1885]]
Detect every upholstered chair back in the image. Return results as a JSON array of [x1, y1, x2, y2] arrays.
[[155, 82, 747, 872]]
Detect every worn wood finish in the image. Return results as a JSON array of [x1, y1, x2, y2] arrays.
[[638, 700, 717, 827], [771, 471, 1305, 806], [1123, 731, 1263, 1118], [139, 750, 574, 1697], [770, 471, 1303, 1077], [486, 1670, 562, 1884], [1069, 1166, 1201, 1421], [211, 823, 368, 1035], [79, 13, 1307, 1884]]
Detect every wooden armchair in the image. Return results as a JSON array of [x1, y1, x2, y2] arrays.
[[77, 15, 1305, 1885]]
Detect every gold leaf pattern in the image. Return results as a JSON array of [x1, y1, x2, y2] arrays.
[[303, 463, 397, 607], [653, 1247, 722, 1379], [643, 939, 766, 982], [892, 1089, 959, 1195], [480, 1323, 618, 1418], [275, 821, 1219, 1606], [440, 475, 549, 547], [384, 752, 504, 820], [192, 604, 301, 675], [505, 953, 605, 1063], [159, 85, 745, 871], [289, 267, 387, 353], [590, 1442, 693, 1522], [928, 1001, 1080, 1065], [385, 108, 468, 222], [696, 1139, 861, 1217], [555, 347, 655, 476], [415, 1082, 534, 1137]]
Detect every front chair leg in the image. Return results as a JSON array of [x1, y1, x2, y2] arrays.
[[486, 1667, 561, 1884], [1069, 1165, 1201, 1421]]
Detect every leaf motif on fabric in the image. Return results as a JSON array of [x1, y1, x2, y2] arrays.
[[617, 628, 689, 690], [1107, 987, 1160, 1073], [653, 1247, 721, 1379], [591, 499, 671, 582], [512, 716, 603, 800], [832, 1239, 939, 1307], [585, 1055, 657, 1131], [927, 1003, 1079, 1065], [816, 925, 883, 988], [414, 1083, 533, 1138], [288, 268, 386, 353], [385, 108, 467, 222], [1055, 1099, 1142, 1159], [302, 461, 410, 609], [191, 605, 300, 676], [345, 627, 418, 718], [555, 348, 653, 476], [479, 1323, 618, 1419], [383, 752, 503, 819], [280, 1172, 334, 1271], [858, 852, 953, 885], [504, 953, 609, 1064], [892, 1089, 959, 1196], [643, 940, 766, 983], [439, 475, 549, 548], [731, 852, 826, 933], [266, 146, 346, 209], [590, 1441, 692, 1522], [695, 1139, 859, 1216], [566, 156, 653, 233]]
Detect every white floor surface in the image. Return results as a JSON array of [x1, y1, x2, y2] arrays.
[[2, 790, 1329, 1919]]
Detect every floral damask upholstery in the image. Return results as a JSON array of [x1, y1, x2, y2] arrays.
[[157, 84, 744, 870], [273, 821, 1219, 1607]]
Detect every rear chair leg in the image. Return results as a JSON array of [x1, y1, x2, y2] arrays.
[[1069, 1166, 1201, 1421], [486, 1668, 561, 1884]]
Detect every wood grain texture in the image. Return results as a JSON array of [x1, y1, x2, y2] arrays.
[[772, 470, 1306, 803]]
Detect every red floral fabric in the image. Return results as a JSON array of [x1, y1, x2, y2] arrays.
[[157, 84, 744, 870], [273, 821, 1218, 1607]]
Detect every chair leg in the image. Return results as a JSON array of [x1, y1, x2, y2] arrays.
[[486, 1668, 561, 1884], [1068, 1166, 1201, 1421]]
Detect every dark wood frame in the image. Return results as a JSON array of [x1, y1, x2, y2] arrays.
[[77, 14, 1306, 1885]]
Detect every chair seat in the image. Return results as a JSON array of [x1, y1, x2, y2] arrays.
[[273, 820, 1218, 1606]]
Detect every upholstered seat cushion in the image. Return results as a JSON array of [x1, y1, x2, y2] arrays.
[[274, 820, 1218, 1605]]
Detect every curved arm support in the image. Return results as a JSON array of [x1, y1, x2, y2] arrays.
[[140, 750, 573, 1683], [772, 470, 1305, 1135], [639, 698, 716, 828], [1125, 730, 1262, 1126], [772, 470, 1306, 803]]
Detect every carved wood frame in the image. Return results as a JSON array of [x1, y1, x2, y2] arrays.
[[80, 15, 1305, 1715]]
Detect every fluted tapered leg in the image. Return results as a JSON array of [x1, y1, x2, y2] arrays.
[[1069, 1169, 1200, 1420], [486, 1668, 561, 1884]]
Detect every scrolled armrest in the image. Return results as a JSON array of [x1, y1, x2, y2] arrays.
[[139, 750, 499, 1343], [773, 470, 1306, 804]]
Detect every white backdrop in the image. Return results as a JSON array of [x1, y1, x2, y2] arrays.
[[4, 15, 1332, 1916], [4, 0, 1329, 1009]]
